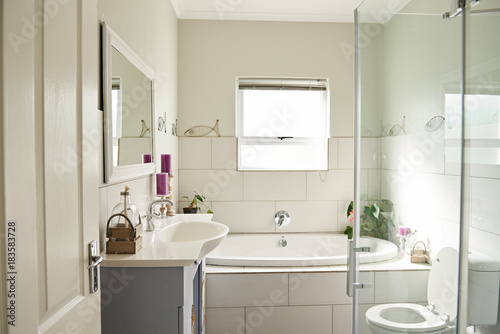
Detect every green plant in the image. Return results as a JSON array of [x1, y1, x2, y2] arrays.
[[182, 191, 213, 214], [344, 200, 394, 240]]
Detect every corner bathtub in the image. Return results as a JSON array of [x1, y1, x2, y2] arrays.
[[206, 233, 398, 267]]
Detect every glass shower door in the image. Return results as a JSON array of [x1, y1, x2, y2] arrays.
[[464, 1, 500, 333], [351, 0, 464, 333]]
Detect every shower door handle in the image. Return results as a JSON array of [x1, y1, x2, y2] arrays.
[[346, 239, 370, 297]]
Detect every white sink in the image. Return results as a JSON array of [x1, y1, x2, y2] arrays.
[[158, 221, 229, 263]]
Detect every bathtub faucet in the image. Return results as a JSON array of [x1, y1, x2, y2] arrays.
[[275, 211, 291, 228], [146, 198, 174, 231]]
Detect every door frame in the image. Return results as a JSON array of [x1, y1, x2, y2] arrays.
[[1, 0, 7, 330]]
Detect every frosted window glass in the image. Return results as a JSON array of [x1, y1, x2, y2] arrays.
[[239, 142, 328, 170], [241, 90, 326, 138]]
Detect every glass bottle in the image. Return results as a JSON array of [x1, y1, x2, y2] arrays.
[[111, 190, 139, 228]]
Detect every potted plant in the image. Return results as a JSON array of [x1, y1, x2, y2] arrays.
[[344, 199, 394, 240], [181, 191, 213, 214]]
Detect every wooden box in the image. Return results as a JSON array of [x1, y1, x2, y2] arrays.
[[106, 222, 143, 254]]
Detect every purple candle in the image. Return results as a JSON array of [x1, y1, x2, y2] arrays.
[[161, 154, 172, 174], [398, 226, 410, 236], [156, 173, 169, 196], [142, 154, 152, 164]]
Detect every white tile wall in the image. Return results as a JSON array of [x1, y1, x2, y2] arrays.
[[244, 172, 307, 201], [246, 305, 333, 334], [361, 138, 381, 170], [359, 271, 375, 304], [381, 136, 406, 171], [404, 133, 445, 175], [470, 177, 500, 236], [358, 303, 376, 334], [339, 138, 354, 169], [212, 137, 237, 169], [469, 227, 500, 263], [178, 137, 211, 169], [367, 169, 381, 201], [329, 138, 339, 170], [211, 201, 276, 233], [374, 271, 429, 303], [179, 169, 243, 201], [275, 201, 338, 232], [307, 170, 354, 201]]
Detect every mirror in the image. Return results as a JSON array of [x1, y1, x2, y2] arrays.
[[102, 22, 155, 183]]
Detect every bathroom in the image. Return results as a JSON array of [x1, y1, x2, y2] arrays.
[[1, 0, 500, 333]]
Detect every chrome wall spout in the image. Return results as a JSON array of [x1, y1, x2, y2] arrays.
[[274, 211, 290, 229]]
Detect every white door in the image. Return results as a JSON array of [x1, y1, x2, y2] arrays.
[[2, 1, 101, 333]]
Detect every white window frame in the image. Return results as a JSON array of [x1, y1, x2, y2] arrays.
[[236, 77, 330, 171]]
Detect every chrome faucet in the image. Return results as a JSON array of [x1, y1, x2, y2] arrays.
[[146, 198, 174, 231], [275, 210, 290, 229]]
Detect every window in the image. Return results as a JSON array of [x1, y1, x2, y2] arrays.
[[111, 77, 122, 166], [237, 78, 329, 170]]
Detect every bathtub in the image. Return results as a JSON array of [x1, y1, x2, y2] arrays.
[[206, 233, 398, 266]]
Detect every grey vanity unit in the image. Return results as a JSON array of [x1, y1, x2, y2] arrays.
[[100, 261, 206, 334]]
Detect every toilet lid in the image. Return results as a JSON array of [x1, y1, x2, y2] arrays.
[[427, 247, 459, 321]]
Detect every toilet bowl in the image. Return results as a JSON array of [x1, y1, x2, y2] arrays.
[[366, 247, 459, 334], [365, 303, 454, 334]]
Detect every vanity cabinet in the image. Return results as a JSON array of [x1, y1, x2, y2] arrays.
[[101, 261, 206, 334]]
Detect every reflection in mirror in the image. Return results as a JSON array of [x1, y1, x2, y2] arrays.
[[111, 47, 153, 166], [102, 22, 155, 183]]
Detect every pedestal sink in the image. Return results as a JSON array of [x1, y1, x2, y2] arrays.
[[158, 221, 229, 263]]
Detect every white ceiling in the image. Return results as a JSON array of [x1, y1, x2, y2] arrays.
[[170, 0, 365, 23]]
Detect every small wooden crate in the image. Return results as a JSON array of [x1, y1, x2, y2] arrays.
[[106, 235, 143, 254], [106, 213, 143, 254], [410, 249, 427, 263]]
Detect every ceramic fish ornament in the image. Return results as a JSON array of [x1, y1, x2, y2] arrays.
[[424, 116, 445, 132], [184, 119, 221, 137], [140, 119, 151, 137]]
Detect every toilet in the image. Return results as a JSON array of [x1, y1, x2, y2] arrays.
[[366, 247, 500, 334]]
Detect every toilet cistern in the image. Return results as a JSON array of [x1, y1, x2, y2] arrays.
[[275, 211, 290, 228], [146, 198, 174, 231]]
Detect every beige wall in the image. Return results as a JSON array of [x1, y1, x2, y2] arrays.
[[178, 20, 354, 138], [97, 0, 178, 250]]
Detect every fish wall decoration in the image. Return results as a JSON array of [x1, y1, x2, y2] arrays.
[[184, 119, 221, 137]]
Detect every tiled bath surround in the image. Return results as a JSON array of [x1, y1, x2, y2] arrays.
[[206, 268, 430, 334]]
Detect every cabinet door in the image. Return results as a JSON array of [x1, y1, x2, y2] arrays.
[[192, 261, 206, 334]]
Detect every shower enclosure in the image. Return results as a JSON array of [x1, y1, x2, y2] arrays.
[[350, 0, 500, 333]]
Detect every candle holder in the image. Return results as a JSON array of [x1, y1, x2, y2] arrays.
[[397, 226, 411, 255], [398, 235, 407, 255], [166, 175, 175, 216]]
